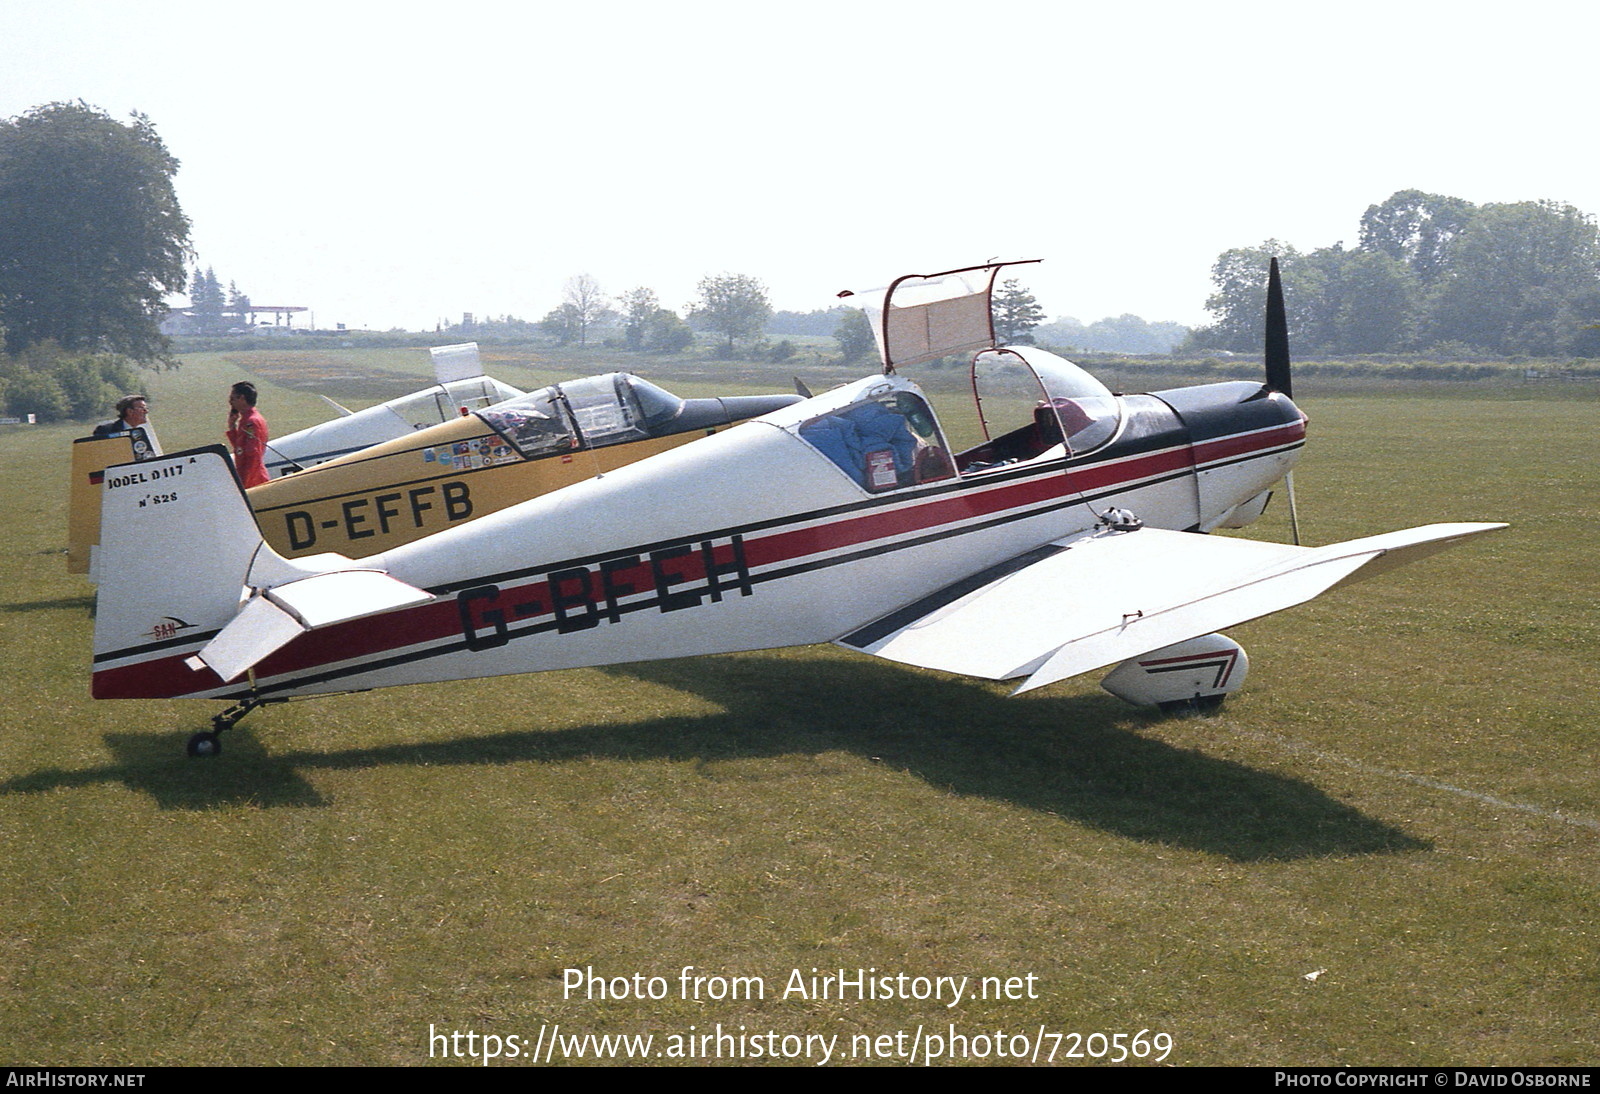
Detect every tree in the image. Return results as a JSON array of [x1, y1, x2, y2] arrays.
[[991, 278, 1044, 344], [1084, 314, 1188, 355], [834, 308, 876, 362], [189, 266, 225, 334], [1202, 192, 1600, 356], [1428, 200, 1600, 354], [0, 102, 190, 362], [1201, 242, 1295, 351], [641, 307, 693, 353], [770, 307, 854, 337], [1034, 316, 1089, 351], [618, 287, 659, 350], [0, 338, 136, 422], [228, 281, 252, 330], [1359, 190, 1476, 284], [538, 302, 584, 345], [689, 273, 771, 356], [1332, 251, 1418, 353], [559, 274, 613, 347], [616, 288, 694, 353]]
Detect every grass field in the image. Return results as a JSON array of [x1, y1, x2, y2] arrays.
[[1, 349, 1595, 1066]]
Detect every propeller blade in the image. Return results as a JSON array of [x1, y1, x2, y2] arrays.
[[1265, 256, 1292, 398], [1263, 257, 1301, 543]]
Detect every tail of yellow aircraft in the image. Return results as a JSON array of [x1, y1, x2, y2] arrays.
[[66, 427, 160, 576]]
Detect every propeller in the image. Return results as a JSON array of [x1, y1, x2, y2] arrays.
[[1263, 256, 1302, 545], [1265, 257, 1292, 399]]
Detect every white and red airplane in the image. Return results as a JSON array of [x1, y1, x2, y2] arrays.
[[90, 261, 1504, 756]]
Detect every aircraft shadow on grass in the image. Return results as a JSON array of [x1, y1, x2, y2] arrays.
[[4, 656, 1425, 862]]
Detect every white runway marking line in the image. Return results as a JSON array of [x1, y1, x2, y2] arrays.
[[1238, 728, 1600, 833]]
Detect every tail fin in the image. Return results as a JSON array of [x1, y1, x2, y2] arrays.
[[92, 446, 432, 699], [92, 447, 262, 697]]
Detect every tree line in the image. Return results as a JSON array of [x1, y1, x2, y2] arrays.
[[505, 273, 1198, 362], [449, 272, 769, 358], [474, 272, 774, 359], [1192, 190, 1600, 357]]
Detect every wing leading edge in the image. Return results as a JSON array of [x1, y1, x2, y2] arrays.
[[836, 522, 1507, 695]]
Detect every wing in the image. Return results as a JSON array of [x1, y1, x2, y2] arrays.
[[836, 522, 1506, 695]]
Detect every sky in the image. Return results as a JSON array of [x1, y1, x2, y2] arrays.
[[3, 0, 1596, 332]]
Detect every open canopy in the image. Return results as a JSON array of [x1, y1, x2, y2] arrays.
[[841, 259, 1039, 371]]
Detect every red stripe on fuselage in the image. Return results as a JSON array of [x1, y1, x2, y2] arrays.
[[94, 423, 1299, 698], [1192, 419, 1305, 468]]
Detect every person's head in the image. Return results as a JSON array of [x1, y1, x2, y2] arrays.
[[116, 395, 149, 426], [229, 381, 258, 413]]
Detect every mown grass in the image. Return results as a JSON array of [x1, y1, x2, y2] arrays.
[[0, 352, 1594, 1066]]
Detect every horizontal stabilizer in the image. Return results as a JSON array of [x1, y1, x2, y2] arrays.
[[316, 393, 354, 418], [189, 596, 303, 683], [188, 569, 433, 682], [837, 522, 1506, 695]]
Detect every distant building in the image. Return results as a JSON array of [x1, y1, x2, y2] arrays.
[[162, 304, 310, 336]]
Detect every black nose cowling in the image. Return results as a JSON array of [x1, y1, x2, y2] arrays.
[[1151, 381, 1304, 444]]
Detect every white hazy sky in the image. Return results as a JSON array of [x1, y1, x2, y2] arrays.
[[3, 0, 1596, 332]]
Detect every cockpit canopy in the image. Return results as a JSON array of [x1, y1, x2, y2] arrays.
[[477, 373, 683, 457], [971, 345, 1121, 458], [792, 347, 1123, 495], [385, 376, 525, 432]]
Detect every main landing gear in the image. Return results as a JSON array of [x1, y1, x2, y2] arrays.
[[186, 695, 276, 758]]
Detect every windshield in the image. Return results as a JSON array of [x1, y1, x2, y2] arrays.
[[557, 374, 651, 446]]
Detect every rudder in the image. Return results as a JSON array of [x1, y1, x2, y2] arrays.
[[92, 446, 263, 698]]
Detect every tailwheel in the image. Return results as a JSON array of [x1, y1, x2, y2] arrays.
[[184, 695, 273, 758], [187, 731, 222, 758]]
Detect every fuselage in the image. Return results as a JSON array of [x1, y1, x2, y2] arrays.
[[90, 352, 1305, 702], [263, 374, 525, 478]]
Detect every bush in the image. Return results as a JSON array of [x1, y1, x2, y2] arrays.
[[4, 368, 69, 421], [644, 311, 694, 354], [0, 344, 142, 422], [53, 353, 139, 419]]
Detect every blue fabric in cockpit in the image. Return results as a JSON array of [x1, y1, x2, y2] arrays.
[[799, 401, 918, 489]]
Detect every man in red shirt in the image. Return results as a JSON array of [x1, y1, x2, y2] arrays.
[[226, 381, 271, 488]]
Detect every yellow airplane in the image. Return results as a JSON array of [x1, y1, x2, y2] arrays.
[[245, 371, 799, 558], [70, 371, 800, 574], [69, 342, 522, 574]]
